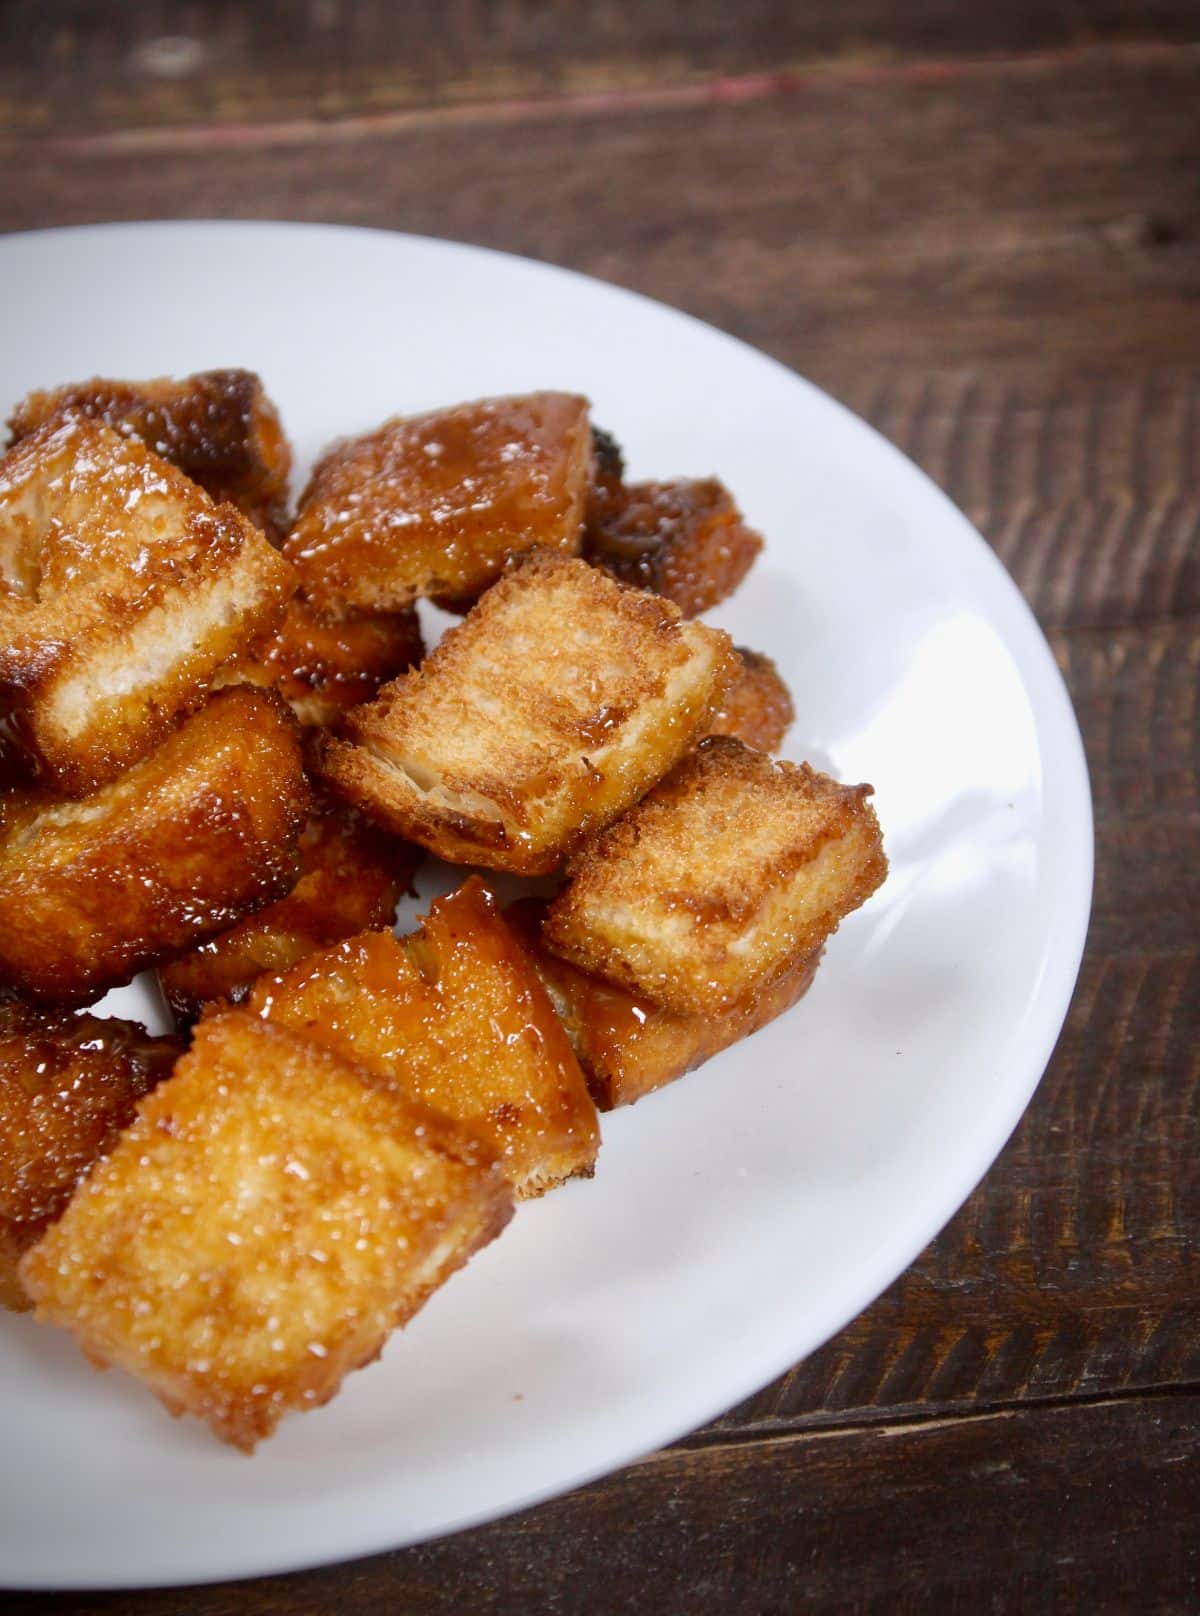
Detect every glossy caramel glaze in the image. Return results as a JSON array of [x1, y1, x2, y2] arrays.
[[249, 877, 600, 1197], [0, 1002, 180, 1309], [21, 1012, 512, 1450], [158, 796, 420, 1023], [8, 369, 293, 539], [708, 647, 794, 753], [285, 392, 592, 610], [585, 477, 763, 617], [0, 687, 309, 1004]]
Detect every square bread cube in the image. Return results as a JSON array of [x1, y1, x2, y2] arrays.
[[20, 1012, 512, 1451], [0, 414, 296, 793], [585, 478, 763, 617], [158, 795, 421, 1023], [707, 647, 794, 753], [0, 686, 309, 1005], [0, 1003, 179, 1309], [316, 551, 738, 874], [8, 368, 293, 539], [249, 877, 600, 1198], [543, 736, 887, 1015], [507, 899, 821, 1110], [285, 392, 592, 611]]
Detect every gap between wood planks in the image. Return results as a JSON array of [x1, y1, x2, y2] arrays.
[[18, 37, 1200, 159]]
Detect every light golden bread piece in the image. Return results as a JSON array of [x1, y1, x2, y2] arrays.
[[0, 687, 309, 1005], [544, 736, 887, 1015], [158, 795, 420, 1023], [215, 595, 424, 727], [20, 1012, 512, 1451], [316, 551, 739, 874], [507, 899, 820, 1110], [0, 415, 297, 794], [0, 1003, 180, 1310], [8, 369, 293, 539], [708, 647, 794, 753], [585, 478, 763, 617], [248, 878, 600, 1198], [285, 392, 593, 611]]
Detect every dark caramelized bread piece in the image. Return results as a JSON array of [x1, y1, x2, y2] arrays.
[[544, 736, 887, 1015], [216, 595, 424, 727], [249, 878, 600, 1197], [586, 425, 626, 529], [317, 552, 739, 874], [585, 477, 763, 617], [708, 648, 794, 753], [0, 415, 296, 794], [0, 1004, 179, 1309], [508, 900, 820, 1110], [285, 392, 592, 610], [8, 369, 293, 539], [158, 796, 420, 1023], [20, 1012, 512, 1451], [0, 687, 309, 1004]]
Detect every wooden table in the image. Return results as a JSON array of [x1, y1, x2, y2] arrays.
[[4, 4, 1198, 1609]]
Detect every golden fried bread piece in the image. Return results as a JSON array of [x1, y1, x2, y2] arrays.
[[585, 478, 763, 617], [508, 899, 820, 1110], [316, 552, 739, 874], [249, 878, 600, 1198], [158, 796, 420, 1023], [216, 595, 424, 727], [21, 1012, 512, 1451], [8, 369, 293, 539], [708, 647, 794, 753], [544, 736, 887, 1015], [285, 392, 592, 611], [0, 1003, 179, 1309], [0, 687, 309, 1004], [0, 415, 296, 794]]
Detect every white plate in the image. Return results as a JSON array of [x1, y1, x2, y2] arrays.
[[0, 222, 1091, 1591]]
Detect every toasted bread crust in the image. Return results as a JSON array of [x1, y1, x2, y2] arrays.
[[8, 369, 293, 539], [20, 1012, 512, 1450], [585, 478, 763, 617], [158, 796, 420, 1023], [317, 551, 739, 874], [286, 392, 592, 610], [708, 648, 794, 753], [0, 415, 297, 793], [0, 687, 309, 1004], [249, 878, 600, 1197], [544, 736, 887, 1014]]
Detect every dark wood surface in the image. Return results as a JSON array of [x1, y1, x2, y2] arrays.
[[3, 4, 1198, 1610]]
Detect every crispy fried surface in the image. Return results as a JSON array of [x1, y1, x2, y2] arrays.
[[158, 796, 420, 1023], [708, 647, 794, 753], [0, 415, 296, 794], [0, 1003, 179, 1309], [8, 370, 293, 539], [508, 900, 821, 1109], [21, 1012, 512, 1450], [585, 478, 763, 617], [317, 551, 739, 874], [0, 687, 309, 1004], [216, 595, 424, 727], [285, 393, 592, 610], [544, 736, 887, 1014], [249, 878, 599, 1197]]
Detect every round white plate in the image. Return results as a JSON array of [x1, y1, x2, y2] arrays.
[[0, 222, 1091, 1590]]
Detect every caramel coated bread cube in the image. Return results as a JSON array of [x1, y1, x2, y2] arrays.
[[21, 1012, 512, 1450], [544, 736, 887, 1015], [708, 648, 794, 753], [286, 392, 592, 610], [249, 878, 600, 1198], [0, 415, 296, 793], [317, 552, 738, 874], [0, 1003, 179, 1309], [0, 687, 309, 1004], [8, 369, 293, 539]]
